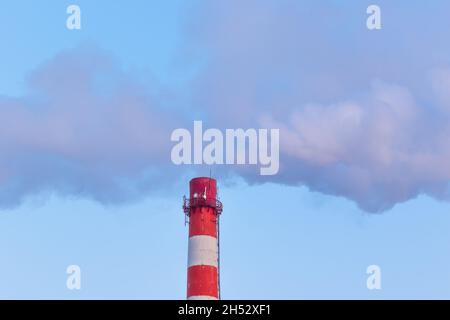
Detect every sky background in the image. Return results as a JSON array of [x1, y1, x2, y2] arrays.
[[1, 0, 450, 299]]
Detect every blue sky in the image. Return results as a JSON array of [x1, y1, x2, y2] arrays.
[[1, 1, 450, 299]]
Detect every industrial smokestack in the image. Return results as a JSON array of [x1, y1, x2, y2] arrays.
[[183, 177, 223, 300]]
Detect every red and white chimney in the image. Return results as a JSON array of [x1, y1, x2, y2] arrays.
[[183, 177, 223, 300]]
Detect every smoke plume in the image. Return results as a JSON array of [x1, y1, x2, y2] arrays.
[[2, 1, 450, 212]]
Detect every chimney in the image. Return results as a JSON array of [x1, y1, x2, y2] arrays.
[[183, 177, 223, 300]]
